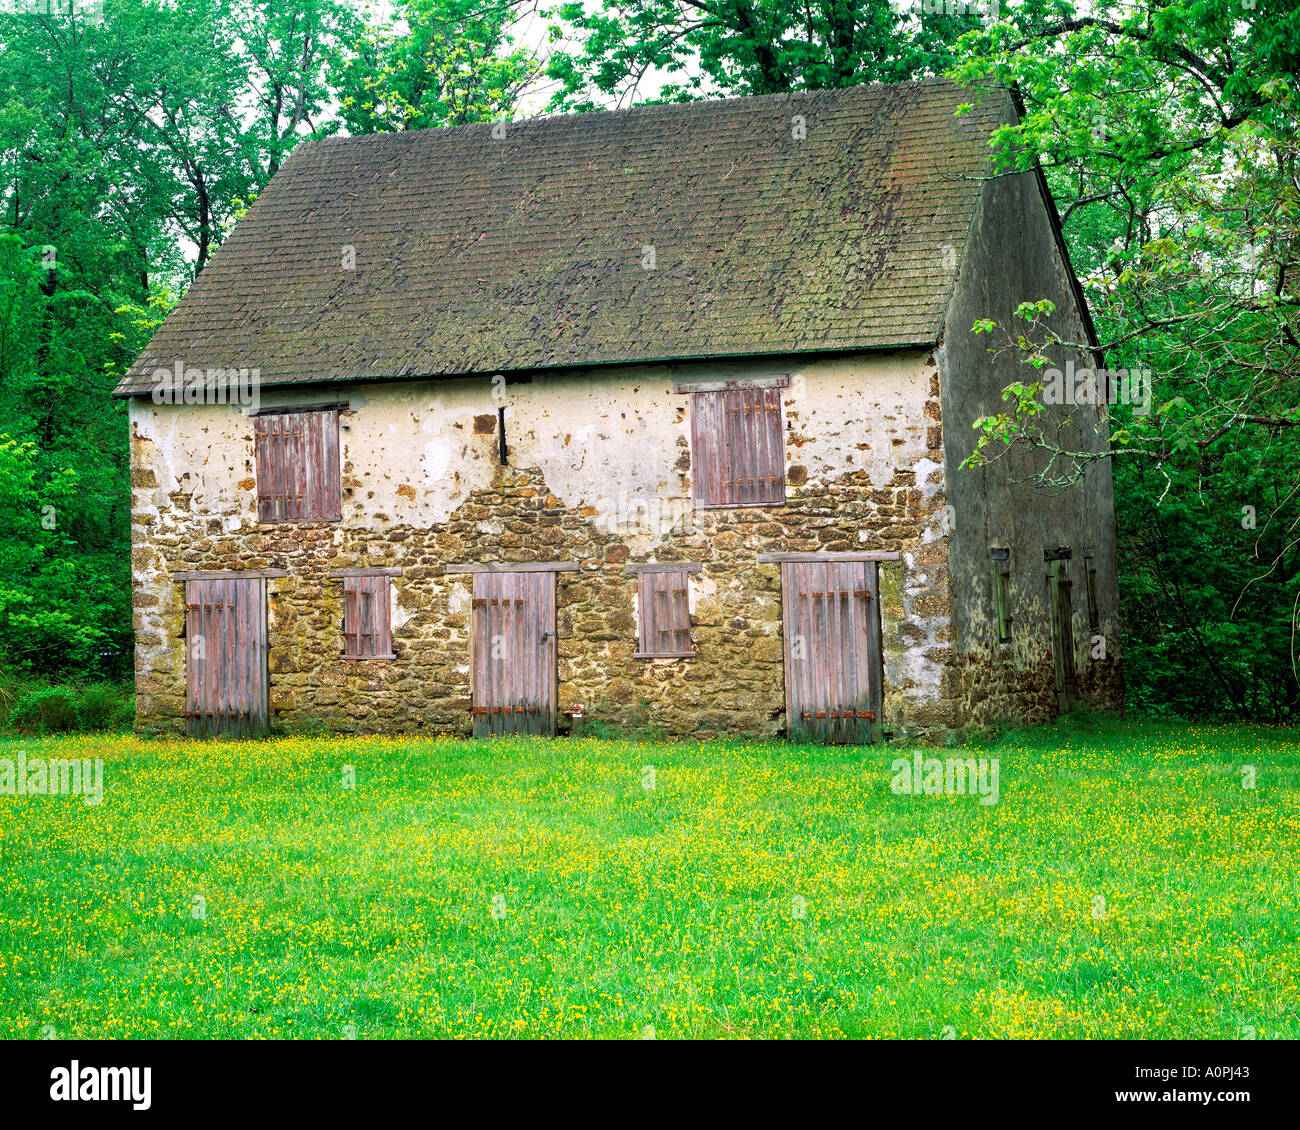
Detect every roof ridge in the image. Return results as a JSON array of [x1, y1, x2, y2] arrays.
[[306, 76, 975, 147], [116, 77, 1007, 397]]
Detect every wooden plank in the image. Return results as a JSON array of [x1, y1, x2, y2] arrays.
[[757, 552, 901, 563], [377, 575, 392, 659], [320, 408, 342, 521], [173, 570, 289, 580], [690, 389, 723, 507], [509, 571, 523, 733], [272, 414, 287, 522], [672, 573, 691, 654], [763, 386, 786, 505], [445, 561, 579, 573], [780, 563, 797, 740], [233, 577, 246, 738], [471, 572, 488, 737], [673, 375, 790, 394], [539, 570, 557, 736], [248, 401, 347, 417], [866, 563, 883, 733], [254, 418, 270, 523], [624, 562, 702, 574]]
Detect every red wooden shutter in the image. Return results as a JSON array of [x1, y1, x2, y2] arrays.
[[342, 575, 392, 658], [470, 571, 558, 736], [691, 388, 784, 507], [255, 408, 341, 522], [185, 576, 268, 737], [781, 561, 879, 744]]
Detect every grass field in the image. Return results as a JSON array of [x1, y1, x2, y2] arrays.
[[1, 718, 1297, 1039]]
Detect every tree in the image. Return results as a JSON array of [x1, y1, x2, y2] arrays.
[[951, 1, 1300, 718], [335, 0, 540, 131], [543, 0, 991, 108]]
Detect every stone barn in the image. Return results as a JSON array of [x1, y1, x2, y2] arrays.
[[113, 77, 1123, 742]]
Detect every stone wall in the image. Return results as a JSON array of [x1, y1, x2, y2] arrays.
[[934, 107, 1125, 725], [129, 351, 961, 739]]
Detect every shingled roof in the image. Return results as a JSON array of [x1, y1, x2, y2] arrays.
[[113, 78, 1009, 397]]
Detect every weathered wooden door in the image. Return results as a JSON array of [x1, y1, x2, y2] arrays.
[[781, 560, 881, 744], [1047, 557, 1078, 710], [185, 576, 268, 738], [471, 571, 557, 737]]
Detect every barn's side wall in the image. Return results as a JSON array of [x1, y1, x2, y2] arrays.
[[937, 159, 1124, 724], [128, 351, 960, 738]]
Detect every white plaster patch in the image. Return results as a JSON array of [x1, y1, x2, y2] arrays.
[[912, 457, 944, 499], [788, 352, 934, 489], [447, 586, 471, 614]]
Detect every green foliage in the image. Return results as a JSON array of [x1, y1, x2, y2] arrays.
[[73, 682, 135, 731], [335, 0, 537, 131], [544, 0, 990, 107], [0, 672, 133, 733], [951, 0, 1300, 720], [6, 686, 77, 733]]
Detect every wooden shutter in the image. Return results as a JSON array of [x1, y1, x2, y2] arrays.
[[691, 387, 785, 507], [254, 408, 341, 523], [781, 560, 880, 744], [1047, 557, 1078, 696], [470, 571, 557, 737], [342, 575, 393, 659], [635, 568, 695, 657], [991, 548, 1012, 642], [184, 576, 268, 737]]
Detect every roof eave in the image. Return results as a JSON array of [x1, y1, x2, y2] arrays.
[[111, 338, 944, 399]]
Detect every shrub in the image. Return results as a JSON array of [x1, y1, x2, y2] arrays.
[[8, 687, 79, 733], [0, 675, 134, 733], [76, 683, 134, 732]]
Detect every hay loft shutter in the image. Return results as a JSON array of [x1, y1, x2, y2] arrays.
[[690, 386, 785, 508], [254, 407, 342, 523]]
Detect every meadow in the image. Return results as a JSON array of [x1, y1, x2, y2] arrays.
[[0, 719, 1297, 1039]]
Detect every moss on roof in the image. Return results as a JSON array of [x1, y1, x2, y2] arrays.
[[114, 78, 1009, 397]]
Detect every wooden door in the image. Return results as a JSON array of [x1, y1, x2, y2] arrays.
[[471, 571, 557, 737], [781, 560, 881, 744], [1048, 558, 1078, 709], [185, 576, 268, 737]]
